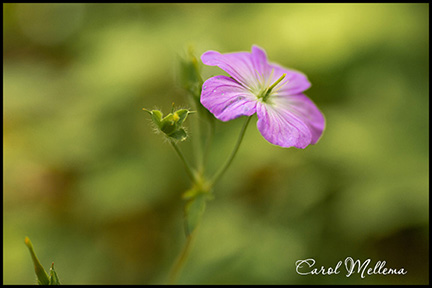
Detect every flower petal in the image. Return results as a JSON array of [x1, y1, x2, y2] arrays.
[[201, 50, 262, 91], [251, 45, 272, 82], [200, 75, 257, 122], [276, 94, 325, 145], [256, 94, 325, 148], [269, 63, 311, 95]]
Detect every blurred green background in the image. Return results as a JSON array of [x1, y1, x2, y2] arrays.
[[3, 3, 429, 285]]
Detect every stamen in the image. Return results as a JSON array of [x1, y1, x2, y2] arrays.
[[254, 68, 265, 90], [259, 73, 287, 102], [264, 69, 275, 89]]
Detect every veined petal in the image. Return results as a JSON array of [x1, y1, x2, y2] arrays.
[[256, 94, 325, 148], [200, 75, 257, 122], [256, 102, 311, 148], [273, 94, 325, 144], [201, 50, 263, 91], [269, 63, 311, 95], [251, 45, 272, 83]]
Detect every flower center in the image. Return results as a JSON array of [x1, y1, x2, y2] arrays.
[[257, 73, 287, 103]]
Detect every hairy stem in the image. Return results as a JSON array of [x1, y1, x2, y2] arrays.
[[170, 140, 196, 182]]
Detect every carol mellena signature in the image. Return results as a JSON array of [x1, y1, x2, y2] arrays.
[[295, 257, 407, 278]]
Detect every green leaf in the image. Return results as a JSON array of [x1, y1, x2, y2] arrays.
[[184, 193, 207, 236], [24, 237, 50, 285], [49, 263, 61, 285]]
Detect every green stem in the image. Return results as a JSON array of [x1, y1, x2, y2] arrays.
[[170, 140, 196, 182], [195, 116, 205, 174], [168, 231, 196, 284], [203, 118, 215, 170], [210, 116, 252, 187]]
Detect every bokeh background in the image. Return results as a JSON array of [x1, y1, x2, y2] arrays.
[[3, 3, 429, 285]]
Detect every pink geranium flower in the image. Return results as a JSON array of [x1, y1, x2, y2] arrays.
[[200, 45, 325, 149]]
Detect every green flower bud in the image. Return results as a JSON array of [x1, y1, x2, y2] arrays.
[[143, 107, 194, 142], [178, 46, 203, 100]]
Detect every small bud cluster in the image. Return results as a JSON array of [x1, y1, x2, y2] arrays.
[[143, 108, 194, 142]]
